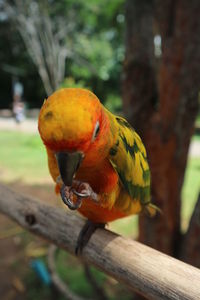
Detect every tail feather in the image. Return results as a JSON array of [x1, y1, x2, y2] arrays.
[[144, 203, 162, 217]]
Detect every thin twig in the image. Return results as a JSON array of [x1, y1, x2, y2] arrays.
[[47, 244, 88, 300], [83, 263, 108, 300]]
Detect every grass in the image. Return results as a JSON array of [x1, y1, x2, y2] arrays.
[[23, 251, 132, 300], [0, 131, 49, 183], [181, 157, 200, 231], [56, 251, 105, 297], [193, 134, 200, 142], [0, 130, 199, 299]]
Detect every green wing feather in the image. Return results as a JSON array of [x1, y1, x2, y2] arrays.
[[108, 115, 158, 215]]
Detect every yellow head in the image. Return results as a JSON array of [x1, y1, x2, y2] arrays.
[[38, 88, 111, 185], [38, 88, 106, 151]]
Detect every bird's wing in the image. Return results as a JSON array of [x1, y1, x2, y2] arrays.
[[109, 116, 156, 214]]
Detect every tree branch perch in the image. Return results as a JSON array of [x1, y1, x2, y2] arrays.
[[0, 183, 200, 300]]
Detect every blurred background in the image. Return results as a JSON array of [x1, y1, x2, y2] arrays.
[[0, 0, 199, 300]]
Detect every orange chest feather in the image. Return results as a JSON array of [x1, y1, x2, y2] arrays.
[[78, 200, 126, 223], [76, 158, 118, 194], [75, 159, 124, 223]]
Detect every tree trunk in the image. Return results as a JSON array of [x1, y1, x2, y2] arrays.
[[123, 0, 200, 258]]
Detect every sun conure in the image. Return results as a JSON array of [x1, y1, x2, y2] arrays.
[[38, 88, 158, 252]]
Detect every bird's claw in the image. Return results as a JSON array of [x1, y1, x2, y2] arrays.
[[60, 185, 82, 210], [60, 181, 99, 210], [72, 189, 90, 198]]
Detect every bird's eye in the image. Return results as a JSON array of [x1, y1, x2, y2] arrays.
[[92, 121, 100, 141]]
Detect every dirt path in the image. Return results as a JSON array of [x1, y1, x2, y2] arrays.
[[0, 117, 38, 133], [189, 140, 200, 157]]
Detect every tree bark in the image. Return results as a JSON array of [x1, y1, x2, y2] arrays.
[[123, 0, 156, 134], [123, 0, 200, 257]]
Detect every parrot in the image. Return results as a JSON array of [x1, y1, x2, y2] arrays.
[[38, 88, 158, 254]]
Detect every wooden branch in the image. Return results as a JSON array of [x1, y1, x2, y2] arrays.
[[0, 183, 200, 300]]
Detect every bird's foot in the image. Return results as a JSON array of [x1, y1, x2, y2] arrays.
[[60, 185, 82, 210], [71, 180, 99, 202], [60, 180, 99, 210], [75, 220, 105, 255]]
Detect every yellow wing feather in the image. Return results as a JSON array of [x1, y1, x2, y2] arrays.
[[106, 111, 157, 216]]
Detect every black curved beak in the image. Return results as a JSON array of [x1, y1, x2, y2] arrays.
[[55, 151, 83, 186]]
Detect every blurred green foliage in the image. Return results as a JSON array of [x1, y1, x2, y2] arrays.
[[104, 94, 123, 113], [0, 0, 124, 110], [60, 77, 87, 89]]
